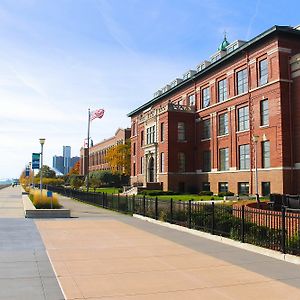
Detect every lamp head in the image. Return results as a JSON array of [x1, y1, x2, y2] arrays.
[[39, 138, 46, 145]]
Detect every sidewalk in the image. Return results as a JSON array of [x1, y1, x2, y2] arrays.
[[0, 185, 24, 218], [35, 194, 300, 300], [0, 186, 64, 300]]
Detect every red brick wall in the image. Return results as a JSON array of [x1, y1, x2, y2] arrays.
[[129, 31, 300, 194]]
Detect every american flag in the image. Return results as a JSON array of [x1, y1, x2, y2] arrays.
[[83, 138, 88, 148], [90, 109, 105, 121]]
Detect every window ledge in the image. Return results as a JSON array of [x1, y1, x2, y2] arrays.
[[258, 81, 268, 87], [236, 129, 249, 134], [201, 138, 211, 142], [260, 125, 269, 129], [236, 91, 248, 97], [217, 134, 229, 138]]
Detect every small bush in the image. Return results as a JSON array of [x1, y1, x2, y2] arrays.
[[29, 189, 61, 209], [159, 210, 168, 222], [199, 191, 213, 196], [287, 234, 300, 255], [218, 191, 234, 197], [70, 175, 84, 189], [141, 190, 179, 196]]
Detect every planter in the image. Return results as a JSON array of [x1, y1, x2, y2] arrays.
[[22, 192, 70, 218]]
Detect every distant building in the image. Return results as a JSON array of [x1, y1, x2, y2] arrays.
[[80, 128, 131, 175], [63, 146, 71, 174], [52, 155, 64, 174], [51, 167, 64, 176], [71, 156, 80, 169], [52, 146, 80, 175]]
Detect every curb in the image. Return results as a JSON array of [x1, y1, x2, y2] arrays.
[[133, 214, 300, 265]]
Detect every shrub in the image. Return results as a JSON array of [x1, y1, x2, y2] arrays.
[[159, 210, 168, 222], [218, 191, 234, 197], [141, 190, 179, 196], [199, 191, 213, 196], [70, 175, 84, 189], [287, 234, 300, 255], [33, 178, 64, 186], [29, 189, 61, 209]]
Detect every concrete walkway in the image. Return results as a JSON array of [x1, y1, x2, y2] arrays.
[[0, 186, 64, 299], [0, 185, 24, 218], [35, 193, 300, 300]]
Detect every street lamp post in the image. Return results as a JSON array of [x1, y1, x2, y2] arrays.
[[252, 135, 260, 203], [39, 138, 46, 201], [28, 162, 32, 188]]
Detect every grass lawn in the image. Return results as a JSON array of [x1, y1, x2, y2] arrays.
[[138, 194, 223, 201]]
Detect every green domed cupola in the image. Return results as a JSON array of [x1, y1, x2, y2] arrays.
[[218, 32, 230, 51]]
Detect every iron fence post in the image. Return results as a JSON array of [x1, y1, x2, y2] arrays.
[[155, 197, 158, 220], [125, 194, 128, 212], [212, 202, 215, 235], [188, 200, 192, 229], [102, 192, 105, 208], [117, 193, 120, 211], [281, 206, 286, 254], [241, 205, 245, 243], [170, 198, 173, 223], [143, 194, 146, 216], [132, 194, 135, 213]]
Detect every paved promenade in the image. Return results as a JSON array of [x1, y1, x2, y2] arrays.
[[38, 195, 300, 300], [0, 186, 64, 299], [1, 187, 300, 299]]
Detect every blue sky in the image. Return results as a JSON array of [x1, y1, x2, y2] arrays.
[[0, 0, 298, 178]]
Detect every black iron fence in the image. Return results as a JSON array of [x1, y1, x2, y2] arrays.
[[48, 185, 300, 256]]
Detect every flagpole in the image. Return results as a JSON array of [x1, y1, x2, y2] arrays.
[[86, 108, 91, 192]]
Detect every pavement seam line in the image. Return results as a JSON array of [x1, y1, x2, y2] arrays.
[[45, 249, 69, 300], [34, 258, 47, 300]]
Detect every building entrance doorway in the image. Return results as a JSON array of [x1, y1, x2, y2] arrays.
[[148, 157, 155, 182]]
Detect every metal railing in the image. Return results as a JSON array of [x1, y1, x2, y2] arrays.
[[48, 185, 300, 256]]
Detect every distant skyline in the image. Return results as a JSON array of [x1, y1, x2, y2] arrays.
[[0, 0, 299, 178]]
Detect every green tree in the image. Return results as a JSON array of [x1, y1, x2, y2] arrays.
[[70, 175, 84, 189], [88, 170, 119, 187], [105, 140, 131, 175], [35, 165, 56, 178]]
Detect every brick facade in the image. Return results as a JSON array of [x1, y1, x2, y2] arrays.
[[80, 128, 131, 175], [128, 26, 300, 195]]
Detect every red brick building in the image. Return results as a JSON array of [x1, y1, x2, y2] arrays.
[[80, 128, 131, 175], [128, 25, 300, 195]]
